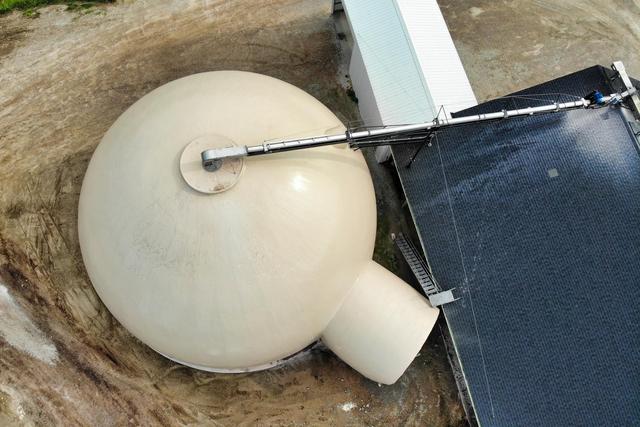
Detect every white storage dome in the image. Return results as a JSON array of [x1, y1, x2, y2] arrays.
[[78, 71, 438, 384]]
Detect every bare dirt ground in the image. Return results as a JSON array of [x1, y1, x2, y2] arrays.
[[0, 1, 464, 426], [439, 0, 640, 101], [3, 0, 638, 425]]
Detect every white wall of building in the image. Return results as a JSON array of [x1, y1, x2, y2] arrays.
[[342, 0, 436, 127], [394, 0, 477, 116], [348, 41, 384, 127], [341, 0, 476, 127]]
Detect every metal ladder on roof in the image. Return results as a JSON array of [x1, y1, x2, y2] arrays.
[[393, 233, 458, 307]]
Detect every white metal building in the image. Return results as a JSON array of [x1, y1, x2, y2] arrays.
[[335, 0, 477, 161]]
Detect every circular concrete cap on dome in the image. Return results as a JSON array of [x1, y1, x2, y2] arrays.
[[179, 134, 244, 194]]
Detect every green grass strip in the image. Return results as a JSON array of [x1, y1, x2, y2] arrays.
[[0, 0, 113, 14]]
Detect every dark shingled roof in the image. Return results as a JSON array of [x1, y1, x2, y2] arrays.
[[392, 66, 640, 426]]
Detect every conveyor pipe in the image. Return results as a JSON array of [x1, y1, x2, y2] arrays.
[[202, 91, 634, 170]]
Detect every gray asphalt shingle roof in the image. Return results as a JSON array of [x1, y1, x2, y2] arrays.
[[393, 66, 640, 426]]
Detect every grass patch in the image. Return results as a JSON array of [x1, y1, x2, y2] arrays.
[[0, 0, 114, 15]]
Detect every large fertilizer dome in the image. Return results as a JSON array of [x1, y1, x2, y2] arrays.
[[78, 71, 438, 384]]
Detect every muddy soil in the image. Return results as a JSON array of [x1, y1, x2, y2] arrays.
[[0, 1, 464, 426]]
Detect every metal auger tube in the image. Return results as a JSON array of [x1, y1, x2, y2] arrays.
[[201, 90, 633, 171]]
